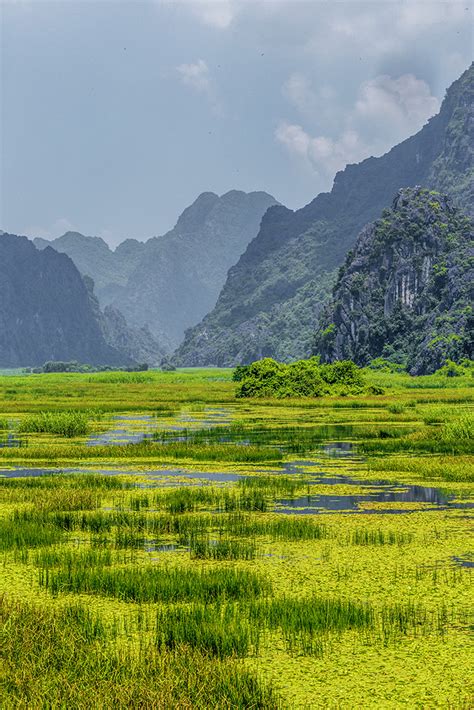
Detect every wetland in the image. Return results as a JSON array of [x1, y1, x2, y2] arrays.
[[0, 367, 472, 708]]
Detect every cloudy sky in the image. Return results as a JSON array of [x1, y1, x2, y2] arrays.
[[1, 0, 472, 246]]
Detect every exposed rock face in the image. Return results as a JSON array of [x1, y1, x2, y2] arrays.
[[314, 188, 473, 374], [174, 64, 473, 367], [0, 234, 130, 367], [100, 306, 164, 366]]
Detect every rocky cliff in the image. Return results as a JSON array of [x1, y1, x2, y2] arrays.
[[174, 64, 473, 366], [314, 188, 473, 374], [0, 234, 131, 367]]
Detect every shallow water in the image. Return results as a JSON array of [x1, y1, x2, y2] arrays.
[[87, 415, 156, 446], [275, 477, 473, 515], [87, 407, 234, 446], [452, 555, 474, 569], [0, 465, 243, 484], [0, 433, 24, 448], [1, 455, 471, 515]]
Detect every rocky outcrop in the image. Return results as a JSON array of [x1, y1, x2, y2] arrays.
[[0, 234, 131, 367], [174, 64, 473, 366], [314, 188, 473, 373]]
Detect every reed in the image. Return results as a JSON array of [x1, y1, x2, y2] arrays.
[[19, 410, 92, 437], [39, 564, 270, 602], [187, 535, 257, 561], [155, 603, 256, 658], [0, 596, 278, 708], [349, 528, 413, 546], [0, 518, 63, 550]]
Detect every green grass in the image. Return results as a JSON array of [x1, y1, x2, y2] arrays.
[[0, 597, 278, 708], [156, 603, 256, 658], [39, 563, 270, 603], [19, 410, 92, 437], [0, 519, 63, 551], [0, 367, 473, 708]]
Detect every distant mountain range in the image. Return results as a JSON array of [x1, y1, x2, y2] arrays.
[[35, 190, 278, 352], [174, 64, 473, 366]]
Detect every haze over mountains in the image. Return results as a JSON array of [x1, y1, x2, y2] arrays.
[[35, 190, 278, 351], [0, 234, 128, 367], [1, 64, 472, 370]]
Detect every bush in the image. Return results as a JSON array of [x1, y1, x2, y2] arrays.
[[435, 358, 473, 377], [236, 357, 370, 398]]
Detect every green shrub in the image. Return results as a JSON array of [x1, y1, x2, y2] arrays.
[[236, 357, 369, 398]]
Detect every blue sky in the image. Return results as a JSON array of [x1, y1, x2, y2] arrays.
[[1, 0, 472, 246]]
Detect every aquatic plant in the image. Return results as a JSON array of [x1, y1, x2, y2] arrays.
[[39, 564, 270, 603], [19, 410, 91, 437], [156, 603, 256, 658], [0, 597, 278, 708]]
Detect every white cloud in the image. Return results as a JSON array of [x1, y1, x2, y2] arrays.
[[177, 58, 211, 95], [190, 0, 237, 29], [355, 74, 439, 136], [276, 73, 440, 179], [276, 122, 370, 177], [282, 73, 318, 115]]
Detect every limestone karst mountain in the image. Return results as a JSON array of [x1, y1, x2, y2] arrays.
[[0, 233, 129, 367], [313, 187, 473, 373]]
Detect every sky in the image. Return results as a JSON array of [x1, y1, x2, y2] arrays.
[[1, 1, 472, 247]]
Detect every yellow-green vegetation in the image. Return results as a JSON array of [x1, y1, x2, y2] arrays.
[[0, 367, 472, 708]]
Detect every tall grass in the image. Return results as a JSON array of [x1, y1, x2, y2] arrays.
[[187, 535, 257, 561], [368, 455, 474, 482], [349, 528, 413, 546], [0, 440, 283, 463], [156, 603, 257, 658], [0, 597, 278, 708], [19, 410, 91, 437], [0, 518, 63, 550], [39, 564, 270, 602]]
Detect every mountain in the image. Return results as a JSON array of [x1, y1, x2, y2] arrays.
[[111, 190, 278, 350], [174, 64, 473, 367], [35, 191, 278, 352], [314, 188, 473, 374], [34, 232, 146, 305], [0, 233, 131, 368]]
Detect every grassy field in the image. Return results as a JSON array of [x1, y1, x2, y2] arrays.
[[0, 367, 472, 708]]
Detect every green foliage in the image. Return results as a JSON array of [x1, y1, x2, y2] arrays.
[[236, 357, 369, 398], [368, 358, 406, 373], [19, 410, 93, 437], [435, 358, 474, 377]]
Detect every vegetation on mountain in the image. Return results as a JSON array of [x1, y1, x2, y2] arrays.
[[314, 188, 473, 374], [36, 191, 277, 352], [0, 234, 129, 368]]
